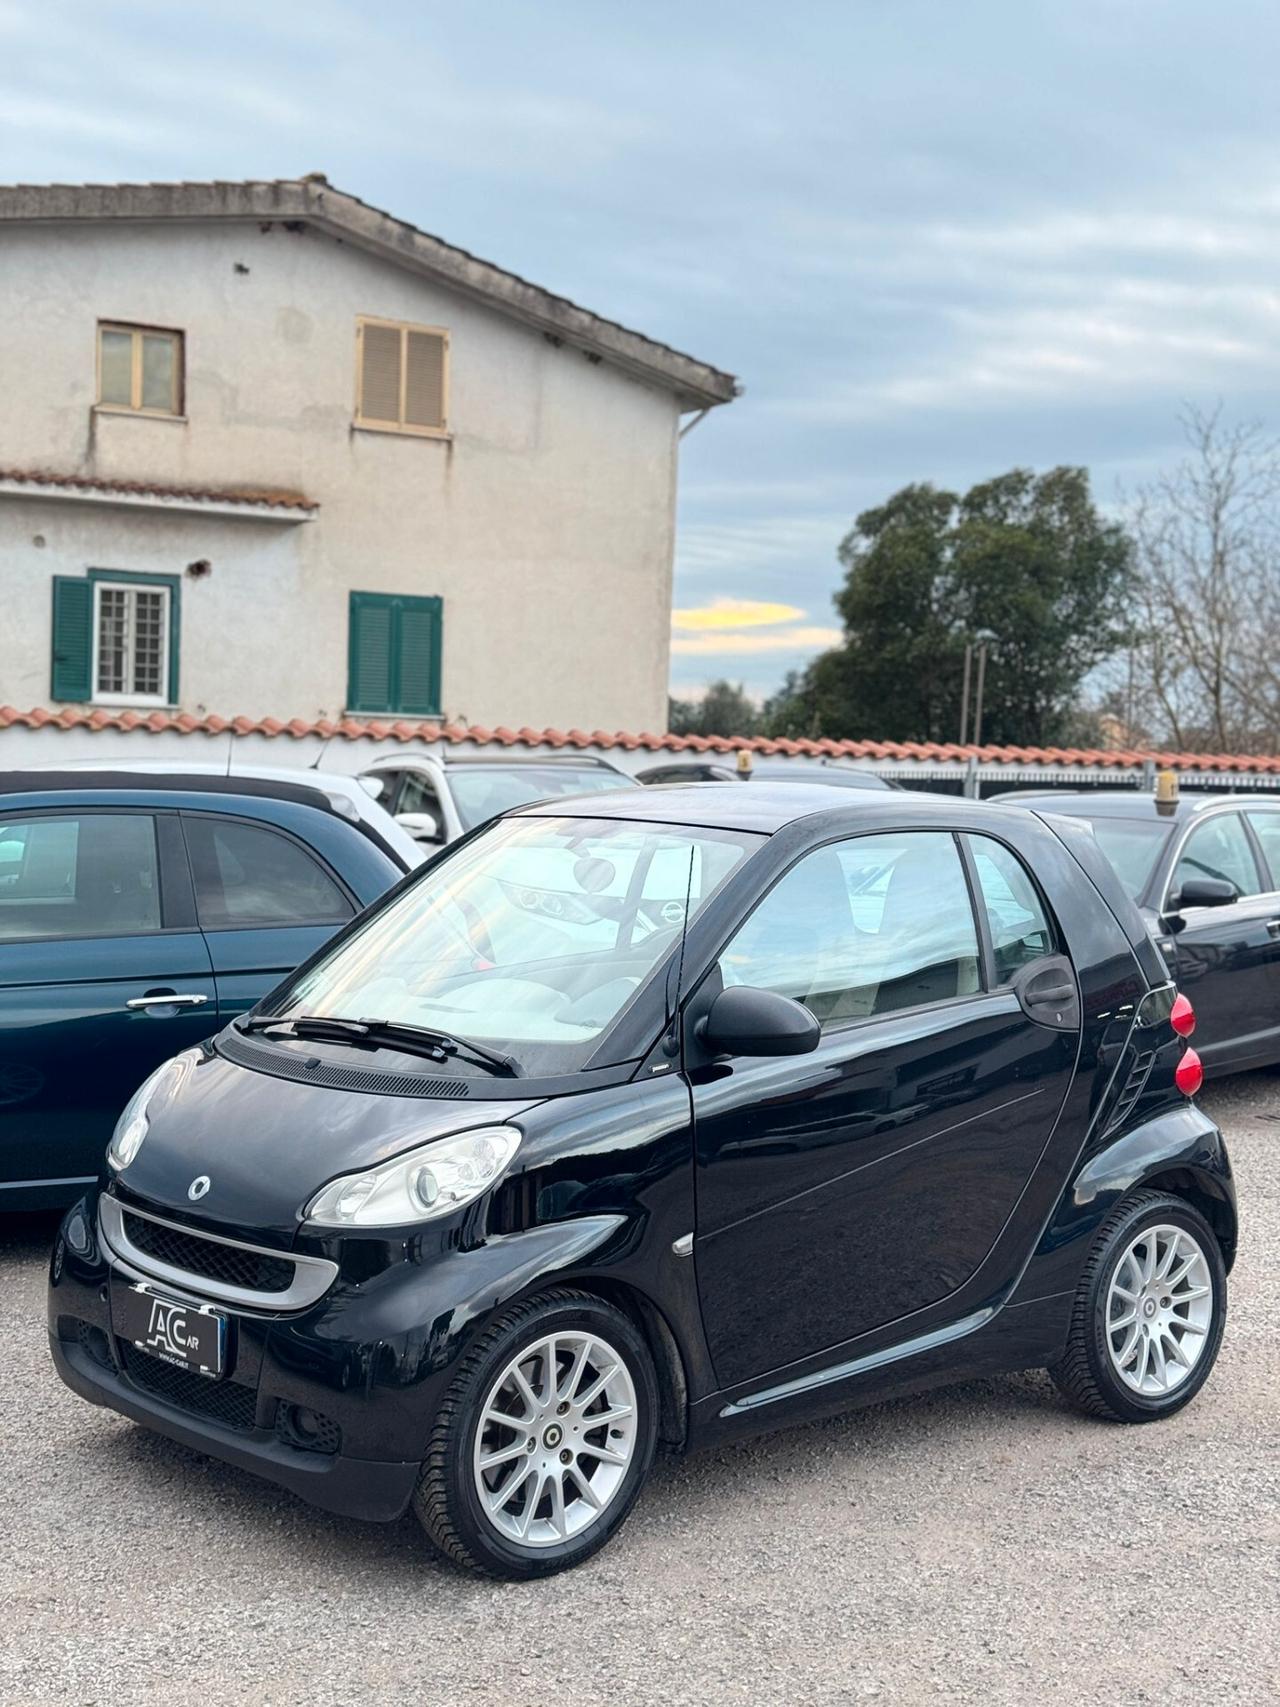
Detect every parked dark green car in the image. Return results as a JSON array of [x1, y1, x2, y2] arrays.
[[0, 769, 414, 1210]]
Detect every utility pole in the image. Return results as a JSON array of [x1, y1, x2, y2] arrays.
[[959, 644, 973, 744], [972, 643, 988, 746]]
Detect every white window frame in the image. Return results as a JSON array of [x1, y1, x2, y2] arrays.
[[91, 579, 172, 707]]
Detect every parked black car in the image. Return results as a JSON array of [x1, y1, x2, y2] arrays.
[[997, 790, 1280, 1074], [50, 785, 1233, 1578], [0, 769, 415, 1209]]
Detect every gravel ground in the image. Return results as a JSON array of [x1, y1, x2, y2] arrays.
[[2, 1074, 1278, 1707]]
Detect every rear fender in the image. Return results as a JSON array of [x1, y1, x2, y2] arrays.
[[1010, 1101, 1237, 1303]]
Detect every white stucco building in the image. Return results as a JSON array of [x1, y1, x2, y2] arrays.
[[0, 177, 736, 734]]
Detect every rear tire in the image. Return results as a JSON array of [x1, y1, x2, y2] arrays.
[[412, 1288, 659, 1579], [1049, 1190, 1227, 1423]]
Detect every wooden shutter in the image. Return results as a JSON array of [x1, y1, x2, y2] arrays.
[[404, 330, 446, 430], [51, 577, 93, 702], [347, 592, 442, 715], [348, 593, 395, 712], [358, 323, 403, 424], [397, 596, 443, 715]]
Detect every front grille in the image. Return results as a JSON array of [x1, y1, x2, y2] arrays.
[[120, 1344, 261, 1432], [123, 1212, 294, 1294]]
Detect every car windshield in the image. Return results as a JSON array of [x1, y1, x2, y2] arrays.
[[449, 767, 629, 831], [1069, 815, 1172, 901], [273, 814, 758, 1076]]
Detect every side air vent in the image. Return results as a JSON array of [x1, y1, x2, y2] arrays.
[[1105, 1047, 1156, 1134], [216, 1028, 470, 1099]]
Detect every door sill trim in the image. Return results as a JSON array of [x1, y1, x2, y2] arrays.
[[718, 1306, 996, 1418]]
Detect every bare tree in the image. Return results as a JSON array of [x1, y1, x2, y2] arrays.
[[1126, 406, 1280, 752]]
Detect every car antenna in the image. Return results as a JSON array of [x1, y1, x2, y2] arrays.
[[310, 735, 333, 771], [224, 730, 234, 777]]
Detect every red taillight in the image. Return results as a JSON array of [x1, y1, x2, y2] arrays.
[[1175, 1047, 1203, 1097], [1170, 993, 1196, 1037]]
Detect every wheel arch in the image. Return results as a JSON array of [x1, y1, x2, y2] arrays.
[[514, 1271, 691, 1450], [1014, 1102, 1238, 1301], [1137, 1165, 1238, 1273]]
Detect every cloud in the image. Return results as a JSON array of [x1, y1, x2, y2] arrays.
[[672, 597, 806, 632], [671, 627, 841, 656]]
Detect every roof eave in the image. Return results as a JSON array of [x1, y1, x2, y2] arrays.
[[0, 179, 739, 410]]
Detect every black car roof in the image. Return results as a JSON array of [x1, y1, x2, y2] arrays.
[[518, 780, 982, 834]]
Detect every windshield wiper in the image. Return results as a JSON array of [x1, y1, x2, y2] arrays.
[[238, 1013, 523, 1078]]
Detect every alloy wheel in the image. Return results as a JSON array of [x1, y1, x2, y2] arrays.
[[472, 1331, 638, 1548], [1104, 1222, 1214, 1396]]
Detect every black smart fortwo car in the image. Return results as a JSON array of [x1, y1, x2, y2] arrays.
[[49, 785, 1236, 1579]]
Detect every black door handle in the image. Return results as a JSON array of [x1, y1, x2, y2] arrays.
[[1027, 980, 1075, 1004]]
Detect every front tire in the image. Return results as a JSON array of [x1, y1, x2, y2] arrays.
[[412, 1288, 659, 1579], [1050, 1190, 1227, 1423]]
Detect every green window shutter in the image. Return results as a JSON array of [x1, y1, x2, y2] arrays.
[[51, 577, 93, 702], [397, 597, 442, 716], [348, 592, 442, 716]]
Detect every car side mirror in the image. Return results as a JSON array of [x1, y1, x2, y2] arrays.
[[1173, 877, 1238, 910], [696, 986, 820, 1058], [396, 809, 444, 845]]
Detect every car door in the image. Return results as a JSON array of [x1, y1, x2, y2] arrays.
[[689, 828, 1080, 1390], [180, 811, 358, 1019], [1164, 810, 1277, 1067], [0, 807, 216, 1203]]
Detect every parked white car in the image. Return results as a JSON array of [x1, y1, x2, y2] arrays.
[[357, 753, 637, 845]]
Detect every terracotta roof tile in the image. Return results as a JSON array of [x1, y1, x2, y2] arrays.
[[2, 703, 1280, 774], [0, 468, 317, 511]]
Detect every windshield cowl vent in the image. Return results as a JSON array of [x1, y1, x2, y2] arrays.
[[216, 1029, 471, 1099]]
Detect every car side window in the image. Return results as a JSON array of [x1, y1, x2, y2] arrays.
[[1244, 812, 1280, 891], [967, 835, 1055, 982], [184, 817, 354, 929], [718, 831, 981, 1025], [1172, 814, 1261, 901], [398, 772, 441, 816], [0, 812, 160, 940]]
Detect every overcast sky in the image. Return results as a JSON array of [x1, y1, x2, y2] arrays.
[[4, 0, 1280, 701]]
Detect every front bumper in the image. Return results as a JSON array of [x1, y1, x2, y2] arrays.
[[47, 1194, 445, 1524], [49, 1332, 419, 1521]]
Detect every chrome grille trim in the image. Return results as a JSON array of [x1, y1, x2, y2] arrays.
[[99, 1195, 337, 1313]]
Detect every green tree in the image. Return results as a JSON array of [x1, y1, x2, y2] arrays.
[[667, 680, 759, 739], [772, 467, 1132, 746]]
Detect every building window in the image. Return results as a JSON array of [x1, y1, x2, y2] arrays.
[[97, 323, 183, 416], [347, 591, 443, 715], [94, 581, 169, 703], [51, 572, 180, 706], [355, 317, 448, 436]]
